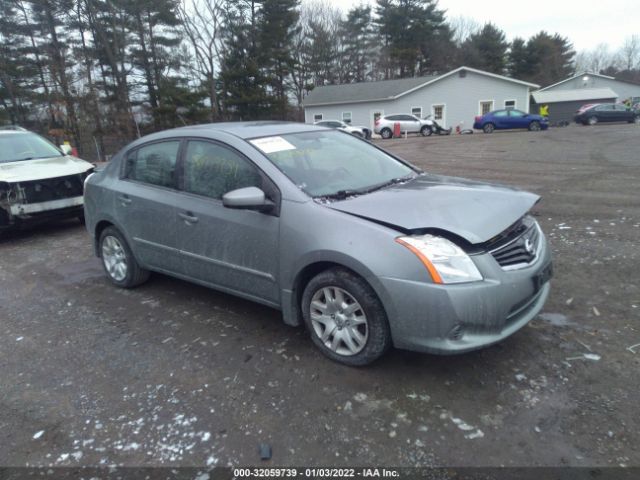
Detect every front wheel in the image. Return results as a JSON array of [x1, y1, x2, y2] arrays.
[[99, 226, 150, 288], [302, 268, 391, 366], [420, 125, 433, 137], [380, 128, 392, 139], [483, 123, 495, 134], [529, 121, 541, 131]]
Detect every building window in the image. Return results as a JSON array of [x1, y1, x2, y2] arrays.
[[480, 101, 494, 115], [433, 105, 444, 121], [411, 107, 422, 118], [342, 112, 352, 124], [505, 100, 516, 109], [313, 113, 323, 122]]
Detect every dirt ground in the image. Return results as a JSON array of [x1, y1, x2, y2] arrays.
[[1, 124, 639, 471]]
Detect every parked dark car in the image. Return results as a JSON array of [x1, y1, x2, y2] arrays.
[[84, 122, 552, 366], [574, 103, 640, 125], [473, 109, 549, 133]]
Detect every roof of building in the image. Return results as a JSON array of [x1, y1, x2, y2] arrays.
[[539, 71, 640, 91], [303, 66, 540, 107], [532, 88, 618, 104]]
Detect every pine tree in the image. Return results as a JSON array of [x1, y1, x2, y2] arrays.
[[461, 23, 508, 74], [341, 5, 376, 83]]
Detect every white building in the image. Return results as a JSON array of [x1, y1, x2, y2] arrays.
[[303, 66, 539, 131]]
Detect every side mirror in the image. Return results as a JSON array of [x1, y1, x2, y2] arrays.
[[60, 144, 73, 155], [222, 186, 273, 212]]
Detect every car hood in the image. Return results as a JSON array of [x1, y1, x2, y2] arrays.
[[327, 174, 540, 244], [0, 155, 93, 182]]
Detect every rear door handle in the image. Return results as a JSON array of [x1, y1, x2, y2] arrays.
[[179, 212, 199, 224], [118, 194, 132, 205]]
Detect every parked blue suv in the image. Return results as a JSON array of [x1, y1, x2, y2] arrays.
[[474, 109, 549, 133]]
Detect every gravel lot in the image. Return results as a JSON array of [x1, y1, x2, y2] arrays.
[[1, 124, 639, 470]]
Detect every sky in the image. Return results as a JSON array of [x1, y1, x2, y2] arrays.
[[324, 0, 640, 51]]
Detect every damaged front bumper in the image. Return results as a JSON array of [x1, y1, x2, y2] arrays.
[[0, 174, 87, 228], [377, 235, 552, 354]]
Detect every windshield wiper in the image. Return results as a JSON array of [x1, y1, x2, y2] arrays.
[[8, 155, 61, 162], [316, 173, 418, 201]]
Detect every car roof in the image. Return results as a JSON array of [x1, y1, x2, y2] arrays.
[[176, 121, 321, 139]]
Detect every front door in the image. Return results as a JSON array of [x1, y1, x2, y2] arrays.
[[176, 139, 280, 304], [115, 139, 182, 272]]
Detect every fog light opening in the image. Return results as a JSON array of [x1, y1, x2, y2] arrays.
[[448, 324, 465, 341]]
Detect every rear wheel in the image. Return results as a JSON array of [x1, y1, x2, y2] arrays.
[[380, 128, 392, 139], [588, 116, 598, 126], [529, 121, 541, 131], [483, 123, 495, 134], [302, 268, 391, 366], [420, 125, 433, 137], [99, 226, 149, 288]]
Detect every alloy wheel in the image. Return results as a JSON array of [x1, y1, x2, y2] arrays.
[[309, 286, 368, 356], [102, 235, 128, 282]]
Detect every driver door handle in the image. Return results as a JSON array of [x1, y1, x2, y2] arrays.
[[179, 212, 199, 224]]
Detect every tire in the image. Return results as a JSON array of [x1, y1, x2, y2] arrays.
[[529, 121, 541, 131], [420, 125, 433, 137], [588, 116, 598, 126], [633, 116, 640, 125], [380, 128, 392, 139], [99, 226, 150, 288], [483, 123, 495, 134], [301, 268, 391, 366]]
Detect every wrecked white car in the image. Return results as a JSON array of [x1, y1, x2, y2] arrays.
[[0, 129, 94, 229]]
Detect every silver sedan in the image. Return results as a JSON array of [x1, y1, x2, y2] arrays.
[[84, 122, 552, 365]]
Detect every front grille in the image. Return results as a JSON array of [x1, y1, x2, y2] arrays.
[[19, 174, 84, 204], [490, 219, 541, 270]]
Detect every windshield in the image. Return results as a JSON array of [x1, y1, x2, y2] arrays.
[[251, 130, 417, 198], [0, 132, 63, 164]]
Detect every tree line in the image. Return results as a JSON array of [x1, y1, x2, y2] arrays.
[[1, 0, 638, 159]]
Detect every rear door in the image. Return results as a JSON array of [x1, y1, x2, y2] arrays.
[[492, 110, 510, 129], [115, 140, 182, 272], [175, 139, 281, 304]]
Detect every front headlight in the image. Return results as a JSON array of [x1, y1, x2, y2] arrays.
[[396, 234, 483, 284]]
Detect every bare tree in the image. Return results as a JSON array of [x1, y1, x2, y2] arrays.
[[574, 44, 619, 73], [449, 15, 481, 47], [178, 0, 224, 120], [620, 35, 640, 71]]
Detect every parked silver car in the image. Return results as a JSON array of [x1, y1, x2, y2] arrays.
[[374, 114, 434, 139], [314, 120, 371, 139], [84, 122, 552, 365]]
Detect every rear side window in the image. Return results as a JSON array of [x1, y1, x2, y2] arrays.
[[183, 141, 261, 200], [124, 141, 179, 188], [493, 110, 508, 117]]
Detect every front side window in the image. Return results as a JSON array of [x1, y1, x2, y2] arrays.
[[251, 130, 416, 198], [0, 132, 63, 164], [183, 141, 261, 200], [125, 141, 179, 188]]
